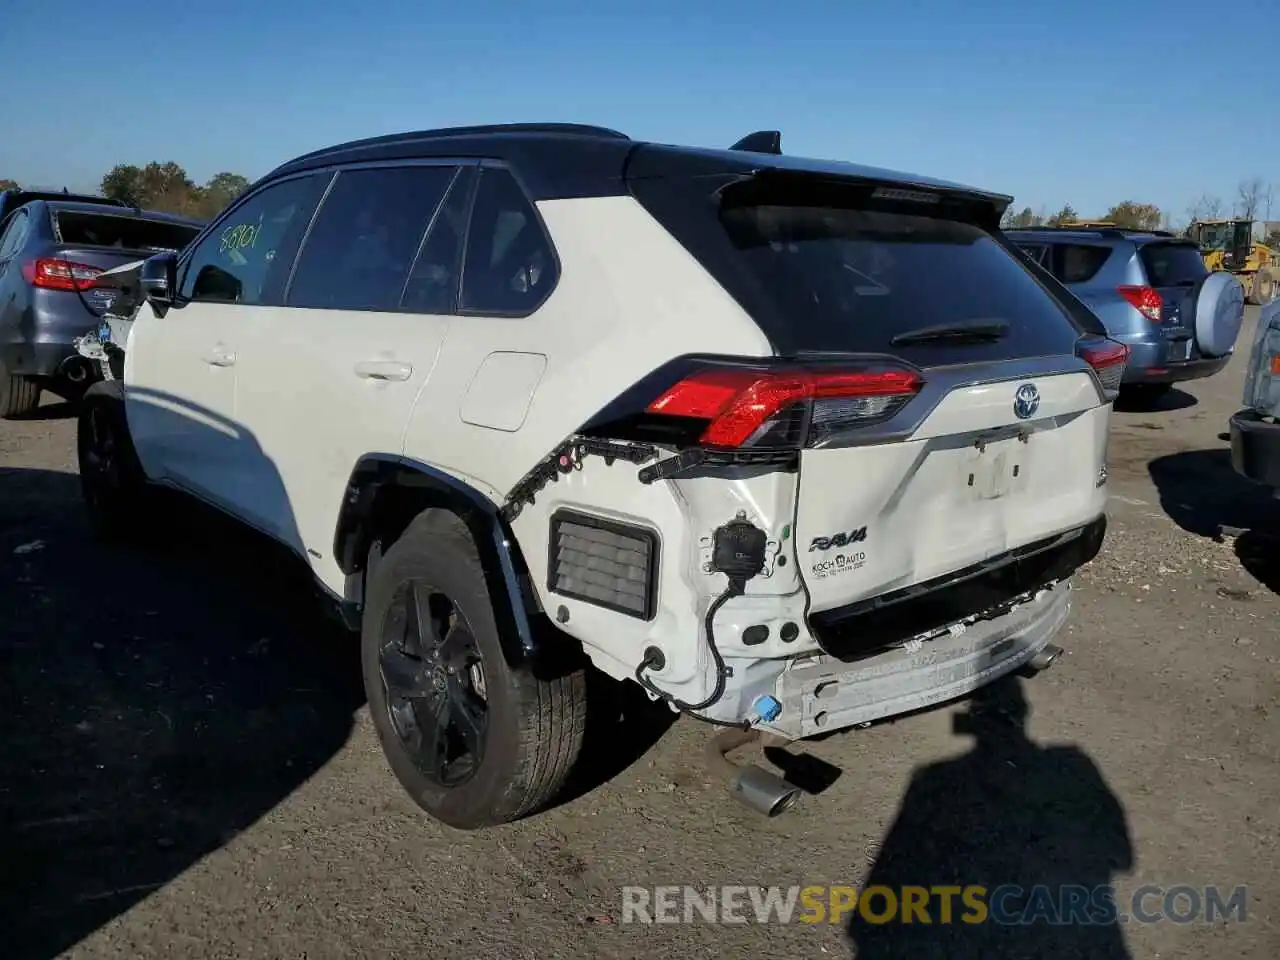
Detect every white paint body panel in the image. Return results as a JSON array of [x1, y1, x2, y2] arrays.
[[796, 373, 1109, 614], [229, 306, 449, 586], [459, 351, 547, 432], [124, 299, 243, 511]]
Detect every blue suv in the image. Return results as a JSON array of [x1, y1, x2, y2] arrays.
[[1007, 226, 1245, 398]]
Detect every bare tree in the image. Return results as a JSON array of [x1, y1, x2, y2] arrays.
[[1237, 177, 1265, 219], [1187, 194, 1223, 223]]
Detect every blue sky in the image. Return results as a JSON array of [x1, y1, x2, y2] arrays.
[[1, 0, 1275, 223]]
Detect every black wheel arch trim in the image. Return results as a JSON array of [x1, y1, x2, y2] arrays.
[[334, 454, 551, 668]]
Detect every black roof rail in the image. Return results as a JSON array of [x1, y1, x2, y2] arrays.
[[1005, 224, 1179, 239], [730, 130, 782, 154], [287, 122, 630, 167]]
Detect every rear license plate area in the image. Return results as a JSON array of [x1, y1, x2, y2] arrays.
[[1169, 338, 1193, 362], [962, 432, 1027, 501]]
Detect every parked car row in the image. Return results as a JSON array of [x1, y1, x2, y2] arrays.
[[0, 188, 203, 417]]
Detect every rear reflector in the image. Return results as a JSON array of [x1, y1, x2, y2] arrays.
[[646, 366, 923, 448], [1117, 285, 1162, 322], [22, 258, 104, 292], [1077, 338, 1129, 399], [548, 510, 659, 620]]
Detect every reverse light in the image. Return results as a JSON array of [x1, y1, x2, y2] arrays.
[[1117, 285, 1162, 322], [646, 366, 923, 448], [1077, 338, 1129, 400], [22, 258, 104, 292]]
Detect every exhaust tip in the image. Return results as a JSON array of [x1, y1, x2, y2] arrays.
[[1028, 643, 1064, 673], [730, 765, 803, 818], [60, 356, 90, 384]]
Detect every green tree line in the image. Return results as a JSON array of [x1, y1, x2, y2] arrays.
[[0, 163, 251, 220]]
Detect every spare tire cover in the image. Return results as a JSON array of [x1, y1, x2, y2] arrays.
[[1195, 272, 1246, 357]]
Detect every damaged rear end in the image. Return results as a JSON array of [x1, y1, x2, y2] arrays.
[[513, 149, 1123, 741]]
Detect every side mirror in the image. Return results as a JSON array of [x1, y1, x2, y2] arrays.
[[140, 253, 177, 308]]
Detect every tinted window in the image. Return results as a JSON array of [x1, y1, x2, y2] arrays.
[[53, 211, 200, 253], [287, 165, 457, 312], [0, 210, 30, 259], [712, 203, 1080, 358], [1140, 243, 1208, 287], [401, 169, 472, 314], [180, 175, 324, 305], [1051, 243, 1111, 284], [460, 168, 557, 314]]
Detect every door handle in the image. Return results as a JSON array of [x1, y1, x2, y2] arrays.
[[202, 345, 236, 367], [354, 360, 413, 381]]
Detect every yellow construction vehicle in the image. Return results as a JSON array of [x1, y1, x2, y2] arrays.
[[1185, 218, 1276, 304]]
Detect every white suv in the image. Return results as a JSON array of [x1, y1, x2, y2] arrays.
[[76, 123, 1124, 829]]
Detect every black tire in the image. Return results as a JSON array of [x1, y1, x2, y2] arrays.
[[77, 384, 151, 542], [362, 509, 586, 829], [0, 360, 41, 419]]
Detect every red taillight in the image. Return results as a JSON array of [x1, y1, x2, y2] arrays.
[[1117, 285, 1162, 322], [1077, 338, 1129, 400], [646, 366, 923, 448], [21, 258, 104, 292]]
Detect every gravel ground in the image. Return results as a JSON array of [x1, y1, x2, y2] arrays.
[[2, 310, 1278, 959]]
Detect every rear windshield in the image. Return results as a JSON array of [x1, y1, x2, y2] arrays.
[[1139, 242, 1207, 287], [714, 204, 1082, 358], [53, 211, 200, 254]]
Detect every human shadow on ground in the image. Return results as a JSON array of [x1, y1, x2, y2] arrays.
[[847, 676, 1133, 959]]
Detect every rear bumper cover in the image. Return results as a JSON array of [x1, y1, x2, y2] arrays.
[[0, 296, 100, 378], [1117, 336, 1230, 384], [0, 339, 84, 378], [1230, 409, 1280, 489], [764, 581, 1071, 739]]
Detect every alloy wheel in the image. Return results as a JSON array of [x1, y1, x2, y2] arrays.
[[378, 579, 489, 787]]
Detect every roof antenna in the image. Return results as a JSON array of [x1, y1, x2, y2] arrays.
[[729, 130, 782, 155]]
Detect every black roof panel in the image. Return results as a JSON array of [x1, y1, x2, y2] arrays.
[[258, 123, 1010, 209]]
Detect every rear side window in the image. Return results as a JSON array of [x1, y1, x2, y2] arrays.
[[1051, 243, 1111, 284], [53, 211, 200, 254], [459, 168, 557, 315], [401, 169, 473, 314], [713, 203, 1080, 358], [1140, 243, 1208, 287], [287, 165, 459, 312]]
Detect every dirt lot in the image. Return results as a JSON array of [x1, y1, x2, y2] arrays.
[[3, 311, 1278, 959]]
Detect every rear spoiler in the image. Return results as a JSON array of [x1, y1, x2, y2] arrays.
[[629, 135, 1012, 228]]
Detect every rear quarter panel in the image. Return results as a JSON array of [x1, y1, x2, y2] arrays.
[[400, 194, 773, 498]]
